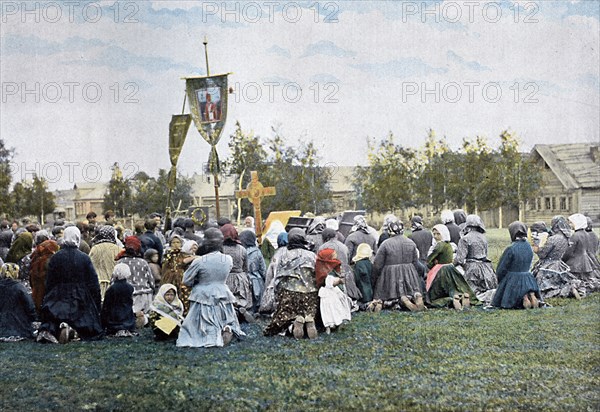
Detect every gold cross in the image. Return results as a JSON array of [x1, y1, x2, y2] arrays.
[[235, 171, 276, 237]]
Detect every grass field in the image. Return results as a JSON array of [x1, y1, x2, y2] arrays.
[[1, 293, 598, 412], [1, 229, 598, 411]]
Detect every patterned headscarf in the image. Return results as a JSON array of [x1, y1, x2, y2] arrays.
[[388, 218, 404, 236], [411, 216, 424, 231], [352, 243, 373, 263], [352, 215, 369, 234], [94, 225, 116, 245], [432, 224, 451, 242], [150, 283, 184, 324], [568, 213, 588, 231], [509, 221, 528, 242], [5, 232, 33, 263], [315, 248, 341, 287], [0, 262, 19, 280], [550, 216, 571, 238], [382, 214, 396, 232]]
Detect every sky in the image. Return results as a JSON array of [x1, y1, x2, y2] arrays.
[[1, 0, 599, 190]]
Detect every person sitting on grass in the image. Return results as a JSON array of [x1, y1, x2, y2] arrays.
[[176, 228, 245, 348], [37, 226, 103, 344], [149, 283, 185, 341], [0, 263, 36, 342], [426, 224, 478, 310], [492, 222, 542, 309], [101, 263, 137, 337], [316, 249, 352, 334]]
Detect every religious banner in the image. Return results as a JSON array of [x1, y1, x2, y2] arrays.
[[167, 114, 192, 190], [184, 73, 231, 175]]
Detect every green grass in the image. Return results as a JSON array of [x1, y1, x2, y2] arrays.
[[1, 295, 599, 411]]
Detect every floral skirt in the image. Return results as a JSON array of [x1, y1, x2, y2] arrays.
[[263, 289, 319, 336]]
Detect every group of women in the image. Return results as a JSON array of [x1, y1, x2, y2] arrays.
[[0, 211, 598, 348]]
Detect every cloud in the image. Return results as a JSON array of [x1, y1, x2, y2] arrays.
[[1, 34, 108, 56], [301, 40, 356, 58], [266, 45, 291, 58], [310, 73, 341, 84], [351, 58, 447, 78], [447, 50, 491, 72]]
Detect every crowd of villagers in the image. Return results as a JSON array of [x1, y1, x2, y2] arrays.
[[0, 208, 598, 347]]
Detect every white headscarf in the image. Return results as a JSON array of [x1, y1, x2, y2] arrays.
[[263, 220, 285, 249], [112, 263, 131, 281], [568, 213, 588, 231], [440, 210, 455, 224], [325, 219, 339, 231], [432, 224, 451, 242], [63, 226, 81, 247], [181, 240, 198, 255]]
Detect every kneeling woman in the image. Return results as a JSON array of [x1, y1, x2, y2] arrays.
[[427, 224, 478, 310], [176, 229, 245, 348], [492, 222, 541, 309]]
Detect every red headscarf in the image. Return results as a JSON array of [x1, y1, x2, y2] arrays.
[[315, 248, 341, 288], [116, 235, 142, 260], [220, 224, 240, 244]]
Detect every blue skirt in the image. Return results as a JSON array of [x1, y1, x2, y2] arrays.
[[492, 271, 540, 309]]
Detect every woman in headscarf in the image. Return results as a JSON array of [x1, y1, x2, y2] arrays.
[[176, 228, 245, 348], [316, 249, 352, 333], [29, 239, 60, 315], [585, 217, 600, 282], [0, 263, 36, 342], [264, 228, 319, 339], [492, 222, 541, 309], [563, 213, 600, 294], [149, 283, 185, 341], [115, 236, 155, 317], [427, 224, 478, 310], [259, 231, 288, 315], [37, 227, 103, 343], [440, 210, 461, 246], [161, 234, 190, 314], [378, 214, 397, 248], [306, 217, 326, 251], [352, 243, 373, 306], [453, 215, 497, 305], [220, 223, 254, 322], [372, 218, 425, 312], [5, 231, 34, 292], [101, 263, 136, 337], [532, 216, 583, 299], [345, 215, 377, 261], [408, 215, 433, 269], [239, 230, 266, 314], [320, 228, 361, 303], [89, 225, 121, 300]]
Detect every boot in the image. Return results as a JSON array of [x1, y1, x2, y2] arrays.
[[304, 315, 318, 339], [462, 293, 471, 310], [523, 295, 532, 309], [293, 316, 305, 339], [400, 296, 418, 312], [414, 293, 427, 311], [222, 325, 233, 346], [572, 286, 582, 300], [529, 293, 539, 309], [452, 294, 463, 310], [59, 322, 71, 344]]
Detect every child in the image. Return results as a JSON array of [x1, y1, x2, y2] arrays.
[[148, 283, 185, 341], [144, 248, 162, 294], [316, 249, 352, 334], [101, 263, 137, 337], [352, 243, 374, 309]]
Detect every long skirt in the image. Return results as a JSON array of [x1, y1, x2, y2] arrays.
[[176, 300, 244, 348], [534, 259, 584, 299], [374, 263, 423, 302], [492, 271, 540, 309], [226, 272, 253, 310], [263, 289, 319, 336], [462, 261, 497, 295], [427, 264, 479, 308]]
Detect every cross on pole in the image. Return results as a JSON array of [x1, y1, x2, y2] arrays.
[[235, 171, 276, 238]]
